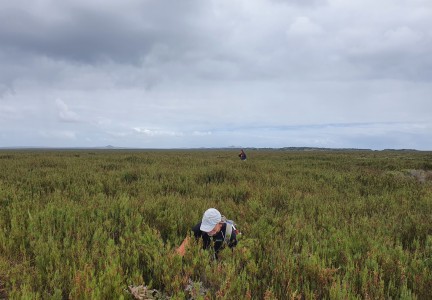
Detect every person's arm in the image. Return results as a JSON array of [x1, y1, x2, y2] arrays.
[[175, 236, 191, 256], [175, 223, 202, 256]]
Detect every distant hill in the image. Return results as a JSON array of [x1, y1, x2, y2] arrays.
[[0, 146, 425, 151]]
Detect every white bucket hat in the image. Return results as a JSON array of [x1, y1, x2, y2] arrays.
[[200, 208, 222, 232]]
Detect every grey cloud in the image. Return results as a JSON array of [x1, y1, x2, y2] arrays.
[[0, 0, 431, 149], [2, 0, 431, 84], [38, 130, 77, 140], [0, 84, 14, 98], [271, 0, 328, 6], [1, 10, 151, 65], [0, 1, 204, 65], [56, 99, 80, 122], [342, 25, 432, 80]]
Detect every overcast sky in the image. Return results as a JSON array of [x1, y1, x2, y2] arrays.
[[1, 0, 431, 149]]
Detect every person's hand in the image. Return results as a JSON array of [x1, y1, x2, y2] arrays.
[[175, 236, 190, 257]]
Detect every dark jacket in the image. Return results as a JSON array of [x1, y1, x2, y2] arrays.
[[191, 222, 237, 258]]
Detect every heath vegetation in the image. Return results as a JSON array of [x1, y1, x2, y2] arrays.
[[0, 149, 431, 299]]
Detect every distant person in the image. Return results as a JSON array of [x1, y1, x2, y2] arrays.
[[176, 208, 238, 259], [238, 149, 247, 161]]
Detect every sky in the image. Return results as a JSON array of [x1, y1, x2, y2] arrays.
[[1, 0, 431, 150]]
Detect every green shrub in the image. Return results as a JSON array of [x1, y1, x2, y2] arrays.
[[0, 150, 431, 298]]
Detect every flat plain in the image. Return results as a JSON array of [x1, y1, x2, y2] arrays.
[[0, 149, 431, 299]]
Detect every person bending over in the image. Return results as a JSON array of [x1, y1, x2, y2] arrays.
[[176, 208, 238, 259]]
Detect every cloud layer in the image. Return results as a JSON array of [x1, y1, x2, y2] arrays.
[[1, 0, 431, 149]]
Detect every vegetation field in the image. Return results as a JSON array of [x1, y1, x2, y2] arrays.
[[0, 149, 431, 299]]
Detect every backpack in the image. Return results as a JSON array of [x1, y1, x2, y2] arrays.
[[223, 218, 240, 245]]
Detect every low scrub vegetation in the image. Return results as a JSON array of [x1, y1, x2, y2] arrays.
[[0, 150, 431, 299]]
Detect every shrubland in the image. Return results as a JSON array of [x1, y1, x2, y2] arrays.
[[0, 149, 431, 299]]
